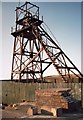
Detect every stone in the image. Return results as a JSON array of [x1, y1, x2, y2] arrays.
[[12, 104, 17, 108], [27, 106, 38, 116], [41, 106, 62, 117], [27, 107, 33, 116], [51, 107, 63, 117], [0, 104, 5, 110]]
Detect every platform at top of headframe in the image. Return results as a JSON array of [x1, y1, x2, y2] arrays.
[[11, 18, 43, 39], [11, 2, 43, 39], [16, 16, 43, 26]]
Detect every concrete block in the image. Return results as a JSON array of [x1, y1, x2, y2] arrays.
[[41, 106, 53, 115], [51, 107, 63, 117], [27, 106, 38, 116], [41, 106, 63, 117], [27, 107, 33, 116]]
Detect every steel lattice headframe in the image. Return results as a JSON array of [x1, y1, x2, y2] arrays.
[[11, 2, 83, 82]]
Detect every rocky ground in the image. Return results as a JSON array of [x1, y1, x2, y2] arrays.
[[1, 102, 83, 120]]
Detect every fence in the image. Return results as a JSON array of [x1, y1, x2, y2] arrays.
[[1, 81, 82, 105]]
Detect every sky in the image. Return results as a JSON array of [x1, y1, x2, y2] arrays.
[[81, 2, 83, 74], [0, 1, 82, 79], [0, 0, 82, 2]]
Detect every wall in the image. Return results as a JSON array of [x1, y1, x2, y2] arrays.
[[1, 81, 82, 105]]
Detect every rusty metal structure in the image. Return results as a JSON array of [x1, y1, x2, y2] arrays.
[[11, 2, 83, 82]]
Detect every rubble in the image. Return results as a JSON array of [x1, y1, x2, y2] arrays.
[[35, 88, 81, 114]]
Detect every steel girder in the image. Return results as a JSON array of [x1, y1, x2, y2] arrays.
[[11, 2, 83, 82]]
